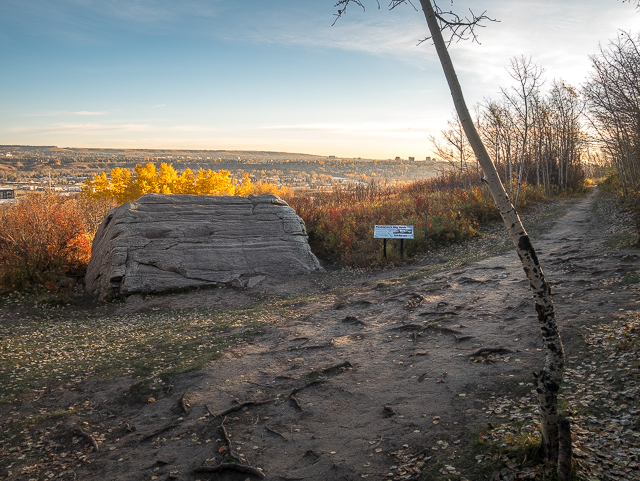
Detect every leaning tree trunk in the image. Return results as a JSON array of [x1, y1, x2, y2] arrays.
[[419, 0, 565, 463]]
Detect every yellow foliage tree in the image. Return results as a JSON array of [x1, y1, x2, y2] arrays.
[[194, 168, 236, 195], [178, 168, 196, 194], [235, 173, 253, 197], [157, 163, 179, 194], [82, 163, 287, 204], [110, 167, 132, 203], [134, 163, 159, 198], [88, 172, 110, 198]]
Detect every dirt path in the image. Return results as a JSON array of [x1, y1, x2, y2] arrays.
[[2, 188, 639, 481]]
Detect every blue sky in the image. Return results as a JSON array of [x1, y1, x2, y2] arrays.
[[1, 0, 638, 159]]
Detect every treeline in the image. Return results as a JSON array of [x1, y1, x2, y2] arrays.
[[432, 57, 587, 207], [430, 32, 640, 207], [82, 163, 289, 203], [583, 32, 640, 196]]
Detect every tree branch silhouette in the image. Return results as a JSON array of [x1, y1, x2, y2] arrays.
[[333, 0, 497, 45]]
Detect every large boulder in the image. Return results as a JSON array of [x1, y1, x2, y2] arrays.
[[85, 193, 321, 299]]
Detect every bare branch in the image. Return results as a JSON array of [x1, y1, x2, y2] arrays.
[[333, 1, 497, 46], [619, 0, 640, 10], [389, 0, 418, 11], [332, 1, 379, 26], [423, 3, 497, 46]]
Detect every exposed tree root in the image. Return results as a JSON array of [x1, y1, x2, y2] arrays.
[[193, 463, 266, 478], [455, 335, 474, 342], [289, 394, 303, 411], [139, 423, 182, 442], [289, 379, 326, 411], [210, 399, 276, 419], [286, 341, 333, 351], [418, 311, 459, 316], [389, 323, 424, 331], [265, 424, 288, 440], [320, 361, 353, 375], [219, 416, 243, 463], [428, 325, 462, 335], [290, 379, 326, 396], [470, 347, 513, 357], [342, 315, 365, 325]]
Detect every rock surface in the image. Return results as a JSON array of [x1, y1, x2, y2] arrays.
[[85, 193, 321, 299]]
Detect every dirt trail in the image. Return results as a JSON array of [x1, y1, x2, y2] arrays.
[[3, 188, 639, 481]]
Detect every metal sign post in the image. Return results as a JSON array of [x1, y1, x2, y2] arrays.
[[374, 225, 414, 258]]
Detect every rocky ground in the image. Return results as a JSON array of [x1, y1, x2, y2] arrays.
[[1, 187, 639, 481]]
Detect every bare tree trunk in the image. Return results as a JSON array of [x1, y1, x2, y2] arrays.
[[419, 0, 565, 462]]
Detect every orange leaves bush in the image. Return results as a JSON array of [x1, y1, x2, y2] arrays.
[[0, 194, 91, 288], [285, 174, 503, 267]]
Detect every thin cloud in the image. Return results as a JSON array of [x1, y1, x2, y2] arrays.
[[25, 110, 109, 117], [8, 122, 221, 134], [2, 0, 223, 42], [260, 122, 435, 139], [71, 110, 109, 116], [222, 10, 432, 61]]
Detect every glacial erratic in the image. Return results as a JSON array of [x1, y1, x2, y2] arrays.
[[85, 193, 322, 299]]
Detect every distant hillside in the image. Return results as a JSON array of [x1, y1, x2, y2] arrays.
[[0, 146, 370, 162], [0, 145, 442, 188]]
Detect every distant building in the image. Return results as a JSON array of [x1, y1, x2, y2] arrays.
[[395, 156, 401, 161], [408, 157, 415, 162], [327, 155, 336, 159], [0, 188, 15, 199]]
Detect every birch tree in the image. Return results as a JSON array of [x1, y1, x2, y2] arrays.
[[501, 56, 545, 207], [333, 0, 567, 469], [584, 32, 640, 194]]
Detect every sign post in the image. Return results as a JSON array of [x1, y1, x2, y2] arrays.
[[374, 225, 414, 259]]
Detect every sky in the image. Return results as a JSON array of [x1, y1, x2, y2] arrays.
[[0, 0, 639, 160]]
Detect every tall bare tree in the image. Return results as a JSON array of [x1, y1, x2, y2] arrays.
[[501, 56, 545, 207], [584, 32, 640, 194], [479, 76, 585, 195], [429, 113, 476, 179], [333, 0, 567, 468]]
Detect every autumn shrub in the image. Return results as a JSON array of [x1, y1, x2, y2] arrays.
[[595, 169, 640, 244], [76, 194, 118, 240], [285, 173, 503, 267], [0, 194, 91, 288], [515, 183, 547, 208], [598, 168, 622, 194]]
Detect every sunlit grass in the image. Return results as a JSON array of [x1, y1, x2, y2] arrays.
[[0, 304, 283, 405]]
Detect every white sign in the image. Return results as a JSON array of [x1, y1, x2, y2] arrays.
[[374, 225, 414, 239]]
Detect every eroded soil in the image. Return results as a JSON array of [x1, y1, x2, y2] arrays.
[[2, 188, 639, 481]]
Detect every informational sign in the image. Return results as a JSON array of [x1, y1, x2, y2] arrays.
[[374, 225, 414, 239]]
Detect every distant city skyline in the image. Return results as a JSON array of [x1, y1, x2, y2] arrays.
[[1, 1, 638, 160]]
